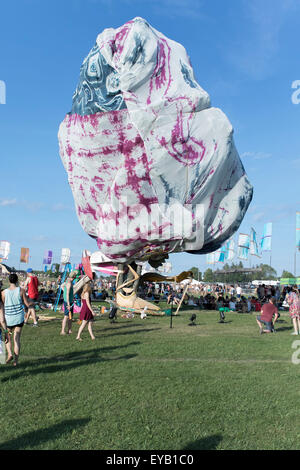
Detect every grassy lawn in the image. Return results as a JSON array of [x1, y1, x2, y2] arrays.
[[0, 305, 299, 450]]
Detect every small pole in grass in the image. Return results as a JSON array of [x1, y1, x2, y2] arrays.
[[170, 300, 173, 329]]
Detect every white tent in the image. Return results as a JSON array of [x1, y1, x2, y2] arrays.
[[180, 278, 203, 286], [252, 280, 280, 286]]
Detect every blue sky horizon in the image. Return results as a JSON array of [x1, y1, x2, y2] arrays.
[[0, 0, 299, 278]]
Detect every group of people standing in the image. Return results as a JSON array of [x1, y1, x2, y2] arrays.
[[0, 270, 38, 366], [0, 269, 98, 366], [256, 286, 300, 335], [60, 270, 96, 341]]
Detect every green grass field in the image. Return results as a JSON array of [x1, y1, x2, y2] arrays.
[[0, 305, 299, 450]]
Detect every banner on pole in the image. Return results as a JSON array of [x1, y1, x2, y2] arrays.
[[0, 241, 10, 260], [224, 238, 235, 261], [61, 248, 71, 264], [250, 228, 261, 257], [206, 248, 224, 264], [206, 253, 216, 264], [20, 247, 29, 263], [43, 250, 53, 265], [238, 233, 250, 260], [261, 223, 272, 252]]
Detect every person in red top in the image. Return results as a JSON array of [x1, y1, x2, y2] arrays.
[[254, 299, 262, 312], [256, 297, 279, 334], [24, 269, 39, 326]]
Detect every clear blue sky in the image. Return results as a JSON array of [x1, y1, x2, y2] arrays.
[[0, 0, 299, 277]]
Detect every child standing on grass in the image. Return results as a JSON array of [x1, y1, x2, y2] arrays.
[[76, 282, 96, 341]]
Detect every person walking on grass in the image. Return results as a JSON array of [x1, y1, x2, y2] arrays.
[[1, 273, 32, 366], [287, 287, 300, 335], [76, 282, 96, 341], [24, 268, 39, 326], [256, 296, 279, 334], [60, 271, 77, 336]]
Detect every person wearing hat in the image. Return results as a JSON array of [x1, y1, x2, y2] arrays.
[[24, 268, 39, 327], [60, 271, 77, 335]]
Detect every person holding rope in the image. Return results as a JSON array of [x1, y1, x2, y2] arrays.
[[60, 271, 77, 336]]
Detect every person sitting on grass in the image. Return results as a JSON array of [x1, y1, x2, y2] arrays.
[[187, 296, 197, 307], [256, 296, 279, 334], [198, 296, 205, 310], [167, 290, 180, 305]]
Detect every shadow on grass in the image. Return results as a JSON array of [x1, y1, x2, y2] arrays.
[[103, 327, 161, 338], [1, 343, 139, 382], [183, 434, 223, 450], [0, 418, 90, 450], [273, 326, 293, 332], [98, 322, 146, 332]]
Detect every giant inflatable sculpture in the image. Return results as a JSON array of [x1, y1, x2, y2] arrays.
[[58, 17, 253, 313]]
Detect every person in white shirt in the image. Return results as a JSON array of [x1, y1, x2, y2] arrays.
[[236, 286, 242, 299]]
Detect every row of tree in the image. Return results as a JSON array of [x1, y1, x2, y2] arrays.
[[189, 263, 297, 284]]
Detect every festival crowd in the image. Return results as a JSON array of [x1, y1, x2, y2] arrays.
[[0, 269, 300, 366]]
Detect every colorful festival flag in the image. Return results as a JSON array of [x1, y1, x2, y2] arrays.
[[261, 223, 272, 252], [224, 238, 235, 261], [43, 250, 53, 265], [217, 247, 226, 263], [0, 241, 10, 260], [237, 233, 250, 260], [82, 250, 93, 280], [296, 212, 300, 251], [250, 228, 261, 257], [20, 247, 29, 263], [206, 249, 223, 264], [61, 248, 71, 264], [51, 263, 58, 273], [206, 252, 216, 264]]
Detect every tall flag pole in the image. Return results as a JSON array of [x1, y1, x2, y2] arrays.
[[295, 212, 300, 275]]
